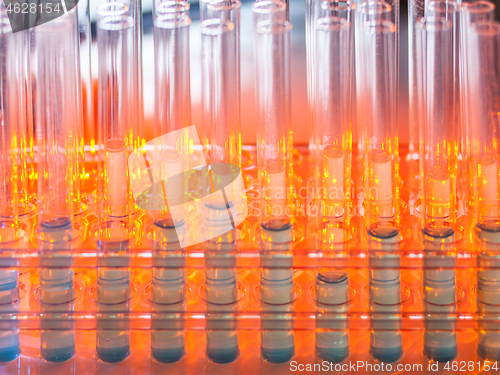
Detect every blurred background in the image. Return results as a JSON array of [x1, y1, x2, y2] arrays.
[[89, 0, 500, 146]]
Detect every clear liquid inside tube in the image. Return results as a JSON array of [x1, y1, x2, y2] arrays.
[[0, 269, 19, 362], [422, 227, 457, 361], [205, 271, 238, 363], [39, 268, 75, 362], [315, 271, 349, 363], [151, 218, 186, 363], [96, 269, 130, 363], [259, 221, 294, 364], [477, 227, 500, 360]]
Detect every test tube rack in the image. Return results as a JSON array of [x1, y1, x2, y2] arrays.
[[0, 145, 498, 374]]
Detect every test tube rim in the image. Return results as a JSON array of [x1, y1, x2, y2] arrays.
[[154, 13, 191, 28], [252, 0, 287, 14], [469, 19, 500, 36], [201, 18, 235, 36], [97, 2, 129, 17], [255, 19, 292, 34], [207, 0, 241, 12], [427, 0, 459, 14], [415, 16, 453, 32], [321, 0, 355, 12], [315, 15, 350, 32], [361, 19, 395, 34], [156, 0, 190, 15], [459, 0, 495, 14], [98, 14, 135, 31], [357, 0, 392, 16]]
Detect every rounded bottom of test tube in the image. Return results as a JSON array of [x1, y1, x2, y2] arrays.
[[42, 346, 75, 363], [478, 339, 500, 361], [207, 346, 238, 364], [261, 346, 294, 364], [316, 346, 349, 363], [0, 345, 19, 362], [370, 345, 402, 363], [152, 347, 184, 363], [97, 345, 130, 363], [424, 339, 457, 362]]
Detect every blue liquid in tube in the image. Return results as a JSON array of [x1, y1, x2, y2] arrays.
[[260, 223, 295, 363], [151, 220, 186, 363], [96, 269, 130, 363], [477, 223, 500, 360], [368, 226, 402, 363], [423, 226, 457, 361], [39, 268, 76, 362], [205, 269, 239, 364], [0, 270, 20, 362], [315, 272, 349, 363], [151, 269, 185, 363]]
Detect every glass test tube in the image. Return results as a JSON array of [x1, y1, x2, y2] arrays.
[[355, 0, 397, 155], [0, 267, 20, 362], [203, 159, 239, 361], [0, 16, 23, 349], [33, 9, 83, 362], [306, 0, 354, 160], [315, 264, 349, 363], [39, 268, 76, 362], [357, 16, 399, 229], [121, 0, 144, 138], [151, 223, 186, 363], [201, 0, 242, 219], [417, 19, 458, 361], [96, 2, 138, 362], [408, 0, 425, 160], [0, 20, 28, 360], [202, 0, 241, 167], [0, 10, 30, 222], [423, 229, 457, 361], [417, 17, 457, 231], [260, 225, 294, 363], [460, 1, 495, 207], [368, 228, 402, 362], [77, 0, 95, 192], [205, 250, 238, 364], [312, 3, 353, 237], [468, 24, 500, 360], [34, 11, 82, 229], [201, 0, 241, 364], [149, 6, 190, 362], [426, 1, 461, 161], [253, 0, 293, 231], [476, 223, 500, 360], [467, 21, 500, 226], [152, 1, 191, 227], [98, 2, 139, 220]]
